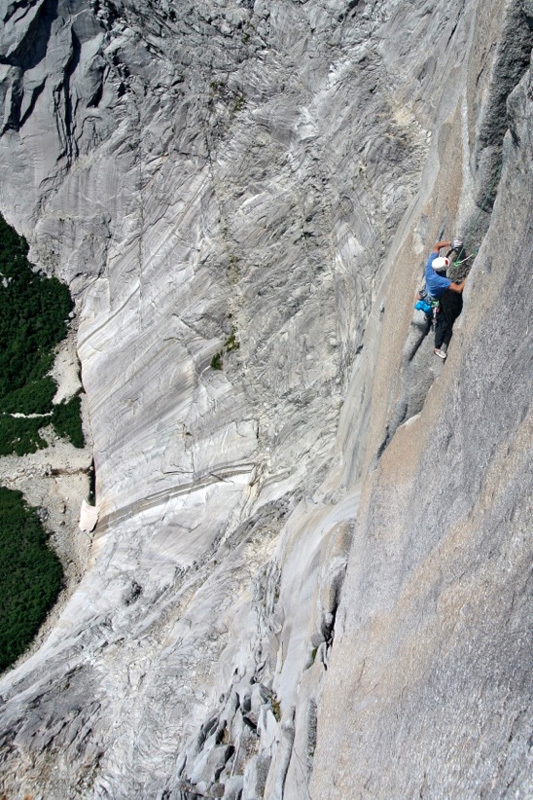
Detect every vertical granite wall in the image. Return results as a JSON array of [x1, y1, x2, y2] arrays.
[[0, 0, 531, 797]]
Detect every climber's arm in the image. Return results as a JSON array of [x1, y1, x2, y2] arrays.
[[448, 280, 466, 294], [433, 240, 452, 253]]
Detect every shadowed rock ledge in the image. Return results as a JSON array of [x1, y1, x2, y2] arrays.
[[0, 0, 532, 798]]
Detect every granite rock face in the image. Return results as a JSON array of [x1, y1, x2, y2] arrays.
[[0, 0, 532, 798]]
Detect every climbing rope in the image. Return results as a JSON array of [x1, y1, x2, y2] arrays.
[[452, 252, 476, 267]]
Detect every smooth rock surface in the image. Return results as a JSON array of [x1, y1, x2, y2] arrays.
[[0, 0, 532, 798]]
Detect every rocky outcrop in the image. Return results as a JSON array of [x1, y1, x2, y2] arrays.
[[0, 0, 532, 798]]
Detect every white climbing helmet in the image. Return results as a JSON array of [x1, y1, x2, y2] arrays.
[[433, 257, 450, 272]]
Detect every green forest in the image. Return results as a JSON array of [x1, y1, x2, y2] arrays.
[[0, 487, 63, 671], [0, 213, 84, 671], [0, 213, 84, 453]]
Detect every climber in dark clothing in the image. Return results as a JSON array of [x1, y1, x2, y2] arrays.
[[435, 286, 463, 355], [426, 239, 466, 359]]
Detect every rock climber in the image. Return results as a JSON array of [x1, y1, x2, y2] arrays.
[[425, 239, 466, 359]]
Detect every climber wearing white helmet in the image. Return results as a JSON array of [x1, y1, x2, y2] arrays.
[[425, 239, 465, 300], [425, 239, 467, 359]]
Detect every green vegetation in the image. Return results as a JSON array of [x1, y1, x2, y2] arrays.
[[224, 329, 240, 353], [1, 376, 57, 415], [232, 93, 245, 113], [209, 79, 225, 93], [0, 217, 83, 669], [210, 327, 240, 371], [0, 414, 49, 457], [52, 393, 84, 448], [0, 216, 72, 397], [0, 487, 63, 672], [210, 351, 224, 370], [0, 214, 84, 453]]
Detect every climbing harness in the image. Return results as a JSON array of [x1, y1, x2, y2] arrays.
[[414, 163, 503, 321], [415, 288, 440, 324]]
